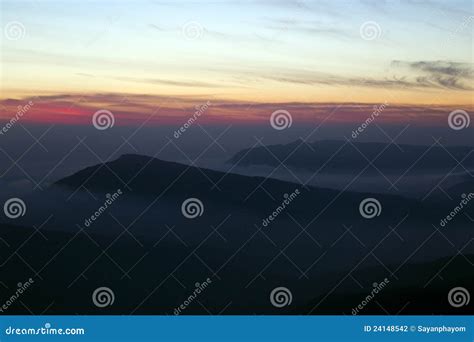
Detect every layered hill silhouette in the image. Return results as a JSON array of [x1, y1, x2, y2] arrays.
[[54, 154, 424, 220], [0, 154, 472, 315], [227, 139, 474, 174]]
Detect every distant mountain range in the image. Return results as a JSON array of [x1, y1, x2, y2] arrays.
[[54, 153, 422, 220], [0, 154, 472, 315], [227, 139, 474, 174]]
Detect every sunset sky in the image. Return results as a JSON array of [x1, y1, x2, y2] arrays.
[[1, 0, 473, 125]]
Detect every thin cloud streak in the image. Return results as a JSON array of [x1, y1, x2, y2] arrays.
[[1, 93, 471, 127], [250, 60, 474, 91]]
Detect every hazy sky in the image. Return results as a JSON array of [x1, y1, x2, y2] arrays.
[[1, 0, 472, 106]]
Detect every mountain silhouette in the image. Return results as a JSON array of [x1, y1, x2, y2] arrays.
[[54, 153, 422, 220], [0, 154, 472, 315]]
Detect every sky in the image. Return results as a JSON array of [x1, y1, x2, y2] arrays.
[[0, 0, 473, 126]]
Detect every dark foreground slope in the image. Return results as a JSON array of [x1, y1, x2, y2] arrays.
[[0, 155, 472, 314]]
